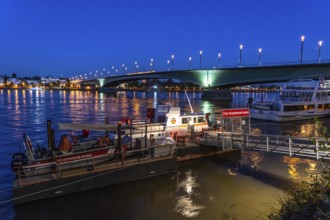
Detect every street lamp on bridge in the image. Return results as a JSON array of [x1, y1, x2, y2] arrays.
[[217, 53, 221, 67], [258, 48, 262, 66], [122, 64, 125, 74], [150, 58, 154, 71], [300, 35, 305, 64], [318, 40, 323, 63], [189, 56, 192, 69], [199, 50, 203, 68], [134, 61, 138, 72], [171, 54, 174, 70], [239, 44, 243, 66]]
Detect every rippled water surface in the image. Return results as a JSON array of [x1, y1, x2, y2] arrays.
[[0, 89, 328, 220]]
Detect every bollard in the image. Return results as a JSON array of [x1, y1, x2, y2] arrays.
[[266, 136, 269, 151], [246, 135, 249, 148]]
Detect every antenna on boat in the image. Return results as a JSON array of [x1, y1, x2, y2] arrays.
[[184, 90, 194, 113]]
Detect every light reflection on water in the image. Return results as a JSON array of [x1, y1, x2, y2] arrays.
[[281, 156, 320, 182], [0, 89, 329, 219], [175, 170, 205, 218]]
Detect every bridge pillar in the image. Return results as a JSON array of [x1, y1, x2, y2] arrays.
[[201, 89, 232, 100]]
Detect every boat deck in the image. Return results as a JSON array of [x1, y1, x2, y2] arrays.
[[14, 133, 241, 188]]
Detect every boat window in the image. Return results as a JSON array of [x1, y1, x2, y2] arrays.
[[197, 116, 206, 123], [193, 117, 196, 123], [283, 105, 314, 112], [318, 104, 325, 111], [325, 104, 330, 110], [283, 105, 303, 112], [182, 117, 189, 124]]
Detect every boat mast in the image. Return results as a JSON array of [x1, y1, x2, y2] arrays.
[[184, 90, 194, 114]]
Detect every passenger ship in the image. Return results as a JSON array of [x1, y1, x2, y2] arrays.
[[248, 77, 330, 121]]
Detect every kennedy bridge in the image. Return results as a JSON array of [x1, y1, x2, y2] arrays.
[[79, 63, 330, 89]]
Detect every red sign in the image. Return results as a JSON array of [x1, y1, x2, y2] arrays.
[[221, 108, 250, 118]]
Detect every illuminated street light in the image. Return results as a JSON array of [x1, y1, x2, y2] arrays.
[[150, 58, 154, 71], [167, 60, 170, 71], [300, 35, 305, 64], [199, 50, 203, 68], [318, 40, 323, 63], [171, 54, 174, 70], [134, 61, 138, 72], [189, 56, 192, 69], [122, 64, 125, 73], [239, 44, 243, 66], [258, 48, 262, 66], [217, 53, 221, 67]]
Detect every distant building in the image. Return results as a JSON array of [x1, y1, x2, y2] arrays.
[[7, 77, 20, 85], [26, 80, 39, 86], [41, 76, 59, 84]]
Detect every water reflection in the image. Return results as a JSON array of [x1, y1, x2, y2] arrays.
[[174, 170, 205, 218], [281, 156, 319, 181], [3, 89, 328, 219], [240, 150, 264, 170]]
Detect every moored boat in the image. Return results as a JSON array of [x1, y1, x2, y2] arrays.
[[6, 100, 213, 205], [7, 120, 178, 205], [11, 123, 121, 178], [248, 77, 330, 121]]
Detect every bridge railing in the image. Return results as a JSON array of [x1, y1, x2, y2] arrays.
[[78, 55, 330, 81]]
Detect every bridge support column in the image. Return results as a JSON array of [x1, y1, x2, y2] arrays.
[[201, 90, 232, 100]]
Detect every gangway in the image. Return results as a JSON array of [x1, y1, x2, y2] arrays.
[[244, 134, 330, 161], [194, 130, 330, 161]]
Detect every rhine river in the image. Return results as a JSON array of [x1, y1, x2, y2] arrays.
[[0, 89, 328, 220]]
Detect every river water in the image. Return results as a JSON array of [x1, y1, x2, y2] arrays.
[[0, 89, 327, 220]]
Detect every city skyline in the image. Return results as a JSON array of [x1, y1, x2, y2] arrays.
[[0, 0, 329, 77]]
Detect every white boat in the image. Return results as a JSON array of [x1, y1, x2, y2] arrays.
[[248, 77, 330, 121]]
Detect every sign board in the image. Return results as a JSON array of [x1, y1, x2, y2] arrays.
[[221, 108, 250, 118]]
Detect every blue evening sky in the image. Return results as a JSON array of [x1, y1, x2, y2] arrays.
[[0, 0, 329, 77]]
